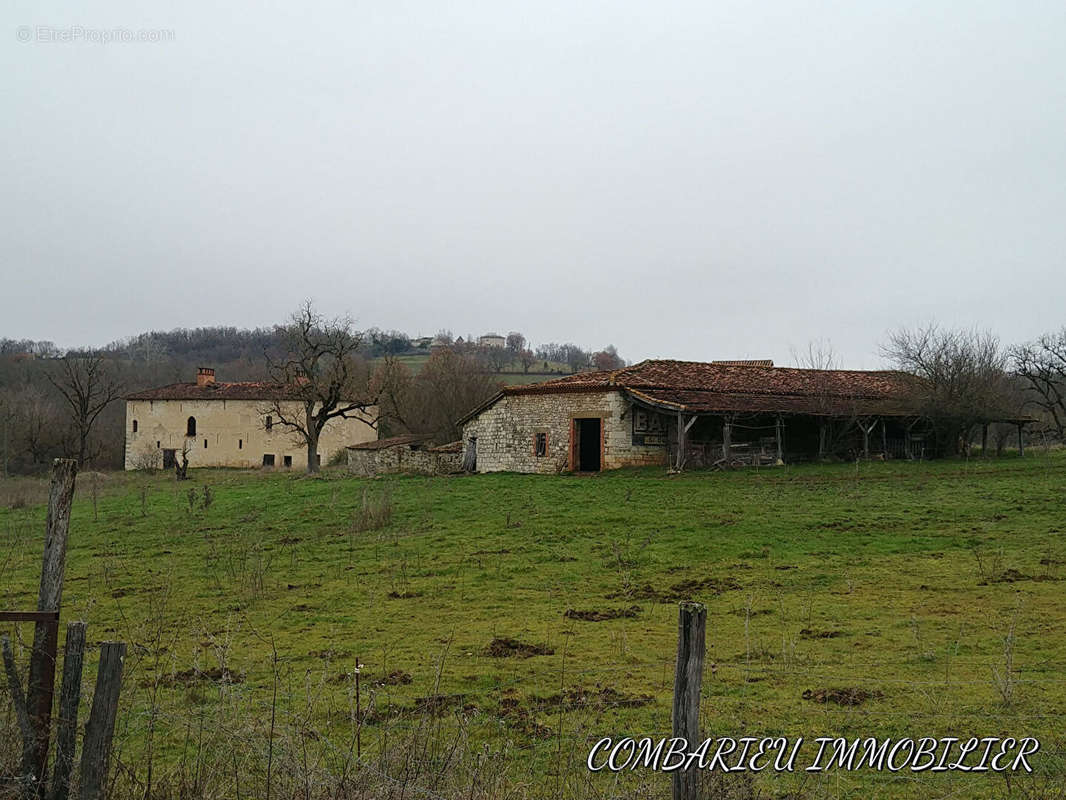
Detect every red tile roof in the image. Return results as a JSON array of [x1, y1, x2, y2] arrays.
[[459, 359, 923, 421], [126, 381, 306, 401]]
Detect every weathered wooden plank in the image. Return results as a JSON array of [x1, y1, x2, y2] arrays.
[[672, 602, 706, 800], [2, 633, 36, 796], [78, 642, 126, 800], [26, 458, 78, 796], [50, 622, 86, 800], [0, 612, 60, 623]]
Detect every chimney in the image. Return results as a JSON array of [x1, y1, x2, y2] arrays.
[[197, 367, 216, 387]]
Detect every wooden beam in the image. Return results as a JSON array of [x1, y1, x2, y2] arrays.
[[722, 416, 732, 465], [50, 622, 86, 800], [0, 612, 60, 623], [775, 415, 784, 462]]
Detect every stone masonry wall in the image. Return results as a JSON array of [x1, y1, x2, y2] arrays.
[[462, 390, 667, 473], [347, 446, 463, 476]]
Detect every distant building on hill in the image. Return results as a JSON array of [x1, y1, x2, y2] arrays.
[[478, 333, 506, 348], [123, 367, 377, 471]]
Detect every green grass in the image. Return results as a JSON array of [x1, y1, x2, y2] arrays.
[[2, 455, 1066, 798]]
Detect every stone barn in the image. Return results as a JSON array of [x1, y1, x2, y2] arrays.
[[457, 359, 1026, 474]]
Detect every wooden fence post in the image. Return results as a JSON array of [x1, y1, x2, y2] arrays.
[[78, 642, 126, 800], [49, 623, 87, 800], [26, 459, 77, 797], [673, 602, 706, 800]]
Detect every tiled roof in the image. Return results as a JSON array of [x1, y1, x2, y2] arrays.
[[458, 359, 924, 421], [711, 359, 774, 367], [126, 381, 306, 401], [505, 360, 914, 399]]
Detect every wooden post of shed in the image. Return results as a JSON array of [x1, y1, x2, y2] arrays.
[[27, 458, 77, 794], [676, 410, 684, 471], [1017, 423, 1025, 457], [722, 416, 732, 466], [672, 602, 706, 800], [774, 415, 784, 463], [818, 420, 827, 460], [981, 424, 989, 458], [881, 418, 888, 457]]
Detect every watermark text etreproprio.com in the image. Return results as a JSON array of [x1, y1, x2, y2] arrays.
[[16, 25, 175, 44]]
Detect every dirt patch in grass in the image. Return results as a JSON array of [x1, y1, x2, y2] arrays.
[[803, 687, 882, 706], [564, 605, 641, 622], [486, 637, 555, 658], [610, 576, 741, 603], [157, 667, 244, 687], [800, 628, 844, 639], [387, 590, 425, 599], [414, 693, 477, 716], [534, 686, 653, 712], [379, 670, 413, 686]]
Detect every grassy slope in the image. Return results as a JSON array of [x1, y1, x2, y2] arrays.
[[2, 455, 1065, 798]]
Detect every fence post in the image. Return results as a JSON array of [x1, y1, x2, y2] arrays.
[[78, 642, 126, 800], [49, 622, 87, 800], [26, 458, 78, 798], [673, 601, 706, 800]]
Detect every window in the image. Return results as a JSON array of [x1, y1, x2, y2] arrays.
[[283, 455, 293, 468], [265, 415, 273, 431], [156, 441, 160, 448], [132, 420, 138, 433], [534, 432, 548, 457], [262, 454, 275, 467], [186, 416, 197, 437], [204, 439, 208, 449], [238, 439, 243, 450]]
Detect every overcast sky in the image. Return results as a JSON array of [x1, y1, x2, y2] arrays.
[[2, 1, 1064, 368]]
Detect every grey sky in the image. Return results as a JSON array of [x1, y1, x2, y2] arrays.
[[3, 1, 1064, 368]]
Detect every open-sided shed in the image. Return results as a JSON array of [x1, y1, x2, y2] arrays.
[[458, 359, 1028, 473]]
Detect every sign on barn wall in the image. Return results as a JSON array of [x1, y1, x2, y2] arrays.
[[632, 408, 666, 446]]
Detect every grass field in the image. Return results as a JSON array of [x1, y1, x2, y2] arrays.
[[2, 454, 1066, 799]]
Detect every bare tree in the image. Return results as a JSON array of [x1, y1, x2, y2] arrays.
[[505, 332, 526, 353], [790, 338, 838, 370], [46, 353, 124, 466], [263, 302, 379, 474], [383, 348, 502, 443], [881, 325, 1013, 456], [1010, 328, 1066, 439], [518, 348, 536, 374], [592, 345, 623, 372]]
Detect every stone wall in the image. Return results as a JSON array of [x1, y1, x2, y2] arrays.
[[124, 398, 377, 470], [346, 445, 463, 476], [462, 390, 667, 473]]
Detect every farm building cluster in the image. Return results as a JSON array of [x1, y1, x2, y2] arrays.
[[125, 360, 1027, 474]]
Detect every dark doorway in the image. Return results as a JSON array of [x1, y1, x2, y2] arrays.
[[162, 449, 176, 469], [576, 418, 602, 472]]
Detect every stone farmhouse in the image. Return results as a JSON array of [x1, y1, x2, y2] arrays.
[[124, 368, 377, 470], [457, 359, 1027, 474]]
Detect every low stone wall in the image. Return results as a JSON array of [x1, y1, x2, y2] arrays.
[[462, 389, 667, 473], [347, 444, 463, 476]]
